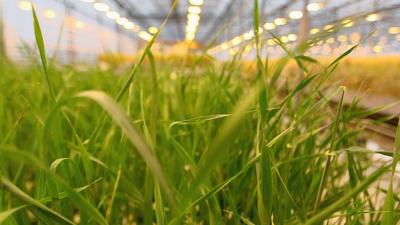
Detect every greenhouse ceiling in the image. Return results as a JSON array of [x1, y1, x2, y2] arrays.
[[43, 0, 400, 44]]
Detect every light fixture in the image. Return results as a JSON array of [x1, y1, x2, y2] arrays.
[[243, 31, 254, 40], [44, 10, 56, 18], [326, 37, 335, 44], [116, 17, 129, 25], [18, 1, 32, 11], [124, 22, 135, 30], [139, 31, 153, 41], [324, 24, 334, 31], [338, 35, 348, 42], [310, 28, 320, 34], [75, 21, 85, 29], [274, 18, 287, 26], [372, 45, 381, 53], [106, 11, 120, 20], [231, 36, 243, 45], [288, 34, 298, 41], [388, 27, 400, 35], [366, 13, 379, 22], [289, 10, 303, 20], [149, 27, 159, 34], [189, 0, 204, 6], [281, 35, 288, 43], [188, 6, 201, 14], [94, 2, 110, 12], [264, 22, 275, 30], [342, 19, 353, 28], [307, 3, 323, 12], [267, 39, 275, 46]]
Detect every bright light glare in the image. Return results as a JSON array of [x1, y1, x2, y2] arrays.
[[366, 13, 379, 22], [388, 27, 400, 34], [18, 1, 32, 11], [342, 19, 353, 28], [75, 21, 85, 29], [139, 31, 153, 41], [307, 3, 323, 11], [310, 28, 320, 34], [149, 27, 159, 34], [264, 22, 275, 30], [116, 17, 129, 25], [372, 45, 381, 53], [106, 11, 120, 20], [289, 10, 303, 19], [288, 34, 297, 41], [94, 2, 110, 12], [188, 6, 201, 14], [274, 18, 287, 26], [189, 0, 204, 6], [44, 10, 56, 18]]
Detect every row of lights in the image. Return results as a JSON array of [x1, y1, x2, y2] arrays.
[[18, 0, 157, 41], [18, 1, 85, 29], [208, 2, 324, 54], [79, 0, 158, 41], [209, 7, 393, 56], [185, 0, 204, 42]]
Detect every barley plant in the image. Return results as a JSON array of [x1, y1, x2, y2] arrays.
[[0, 1, 399, 225]]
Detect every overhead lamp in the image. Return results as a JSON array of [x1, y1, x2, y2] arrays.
[[116, 17, 129, 25], [338, 35, 348, 42], [288, 34, 297, 41], [267, 39, 275, 46], [187, 14, 200, 21], [149, 26, 159, 34], [124, 22, 135, 30], [231, 36, 243, 45], [289, 10, 303, 20], [243, 31, 254, 40], [372, 45, 381, 53], [139, 31, 153, 41], [274, 18, 287, 26], [18, 1, 32, 11], [281, 36, 288, 43], [324, 24, 334, 31], [44, 10, 56, 18], [307, 3, 323, 12], [342, 19, 353, 28], [75, 21, 85, 29], [388, 27, 400, 34], [326, 37, 335, 44], [94, 2, 110, 12], [188, 6, 201, 14], [366, 13, 379, 22], [106, 11, 120, 20], [189, 0, 204, 6], [310, 28, 320, 34], [264, 22, 275, 30]]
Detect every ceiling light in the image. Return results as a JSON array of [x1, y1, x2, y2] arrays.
[[264, 22, 275, 30], [106, 11, 120, 20], [44, 9, 56, 18], [324, 24, 334, 31], [388, 27, 400, 34], [188, 6, 201, 14], [274, 18, 287, 26], [189, 0, 204, 6], [149, 27, 159, 34], [288, 34, 297, 41], [139, 31, 153, 41], [307, 3, 323, 12], [338, 35, 347, 42], [342, 19, 353, 28], [281, 36, 288, 43], [366, 13, 379, 22], [310, 28, 320, 34], [267, 39, 275, 46], [326, 37, 335, 44], [372, 45, 381, 53], [94, 2, 109, 12], [116, 17, 129, 25], [18, 1, 32, 11], [75, 21, 85, 29], [289, 10, 303, 20], [124, 22, 135, 30]]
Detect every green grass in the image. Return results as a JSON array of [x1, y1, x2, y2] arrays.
[[0, 3, 399, 225]]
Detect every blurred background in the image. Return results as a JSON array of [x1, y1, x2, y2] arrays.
[[1, 0, 400, 63]]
